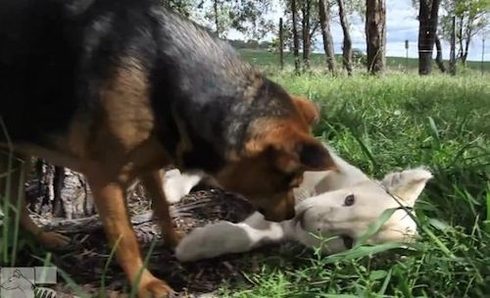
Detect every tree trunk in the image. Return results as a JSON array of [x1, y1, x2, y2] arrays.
[[301, 0, 312, 71], [52, 166, 65, 217], [365, 0, 386, 74], [213, 0, 220, 37], [418, 0, 440, 75], [449, 15, 456, 75], [319, 0, 335, 74], [337, 0, 353, 76], [457, 15, 464, 62], [462, 27, 472, 66], [291, 0, 301, 74], [26, 161, 96, 219], [434, 34, 446, 73], [279, 17, 284, 69]]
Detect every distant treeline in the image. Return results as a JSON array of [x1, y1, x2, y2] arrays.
[[227, 39, 273, 50]]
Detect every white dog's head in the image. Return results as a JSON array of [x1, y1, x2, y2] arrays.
[[293, 168, 432, 254]]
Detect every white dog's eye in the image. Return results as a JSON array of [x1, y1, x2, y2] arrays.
[[344, 194, 355, 206], [341, 235, 354, 249]]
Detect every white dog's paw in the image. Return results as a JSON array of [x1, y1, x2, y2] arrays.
[[175, 223, 227, 262], [176, 221, 254, 262], [163, 169, 204, 203]]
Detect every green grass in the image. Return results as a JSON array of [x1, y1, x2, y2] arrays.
[[217, 66, 490, 296]]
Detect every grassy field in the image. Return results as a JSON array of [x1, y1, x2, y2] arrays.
[[239, 49, 490, 74], [216, 53, 490, 297], [1, 51, 489, 297]]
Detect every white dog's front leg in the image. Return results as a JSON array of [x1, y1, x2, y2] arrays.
[[176, 215, 286, 262]]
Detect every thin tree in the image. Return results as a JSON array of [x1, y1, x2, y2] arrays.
[[213, 0, 220, 37], [279, 17, 284, 69], [291, 0, 301, 74], [301, 0, 313, 70], [365, 0, 386, 74], [434, 34, 446, 72], [319, 0, 336, 74], [449, 15, 457, 75], [418, 0, 441, 75], [337, 0, 353, 75], [440, 0, 488, 66]]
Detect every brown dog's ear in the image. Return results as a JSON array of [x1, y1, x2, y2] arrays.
[[292, 96, 320, 126], [298, 140, 334, 170], [272, 134, 336, 173], [245, 119, 335, 172]]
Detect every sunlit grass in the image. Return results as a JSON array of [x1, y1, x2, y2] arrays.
[[218, 70, 490, 297]]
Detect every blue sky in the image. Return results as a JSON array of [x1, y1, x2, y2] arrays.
[[225, 0, 489, 61]]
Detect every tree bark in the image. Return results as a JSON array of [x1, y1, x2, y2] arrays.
[[449, 15, 456, 75], [26, 161, 95, 219], [458, 15, 464, 62], [462, 26, 472, 65], [291, 0, 301, 74], [301, 0, 312, 71], [434, 34, 446, 73], [418, 0, 440, 75], [319, 0, 335, 74], [279, 17, 284, 69], [337, 0, 353, 76], [53, 166, 65, 217], [365, 0, 386, 74], [213, 0, 220, 37]]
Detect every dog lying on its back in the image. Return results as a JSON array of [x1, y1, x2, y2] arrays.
[[161, 148, 432, 261], [0, 0, 333, 296]]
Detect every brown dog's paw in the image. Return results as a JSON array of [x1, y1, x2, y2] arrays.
[[138, 278, 174, 298], [165, 229, 185, 249], [38, 231, 71, 249]]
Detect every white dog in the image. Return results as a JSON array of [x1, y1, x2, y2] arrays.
[[164, 149, 432, 262]]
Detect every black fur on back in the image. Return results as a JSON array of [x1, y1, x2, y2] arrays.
[[0, 0, 296, 173]]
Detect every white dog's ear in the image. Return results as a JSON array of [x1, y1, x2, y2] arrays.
[[381, 168, 433, 205]]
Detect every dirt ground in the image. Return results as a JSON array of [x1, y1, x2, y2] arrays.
[[28, 189, 297, 297]]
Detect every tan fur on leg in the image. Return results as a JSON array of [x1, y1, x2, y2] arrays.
[[86, 170, 172, 298], [141, 170, 182, 248]]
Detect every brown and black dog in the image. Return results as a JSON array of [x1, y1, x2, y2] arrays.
[[0, 0, 334, 296]]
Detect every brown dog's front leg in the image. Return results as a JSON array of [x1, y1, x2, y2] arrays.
[[141, 170, 182, 248], [88, 174, 172, 298]]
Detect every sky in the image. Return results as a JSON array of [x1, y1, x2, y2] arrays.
[[225, 0, 489, 61]]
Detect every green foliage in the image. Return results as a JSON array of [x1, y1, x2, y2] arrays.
[[199, 0, 275, 39], [440, 0, 490, 62], [159, 0, 199, 17], [228, 0, 275, 39], [160, 0, 275, 40]]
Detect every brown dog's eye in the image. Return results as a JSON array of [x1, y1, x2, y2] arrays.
[[281, 173, 297, 188], [344, 194, 355, 206]]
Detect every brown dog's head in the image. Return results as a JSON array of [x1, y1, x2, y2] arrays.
[[216, 95, 335, 222]]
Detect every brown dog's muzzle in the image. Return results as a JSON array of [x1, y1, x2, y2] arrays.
[[256, 191, 296, 221]]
